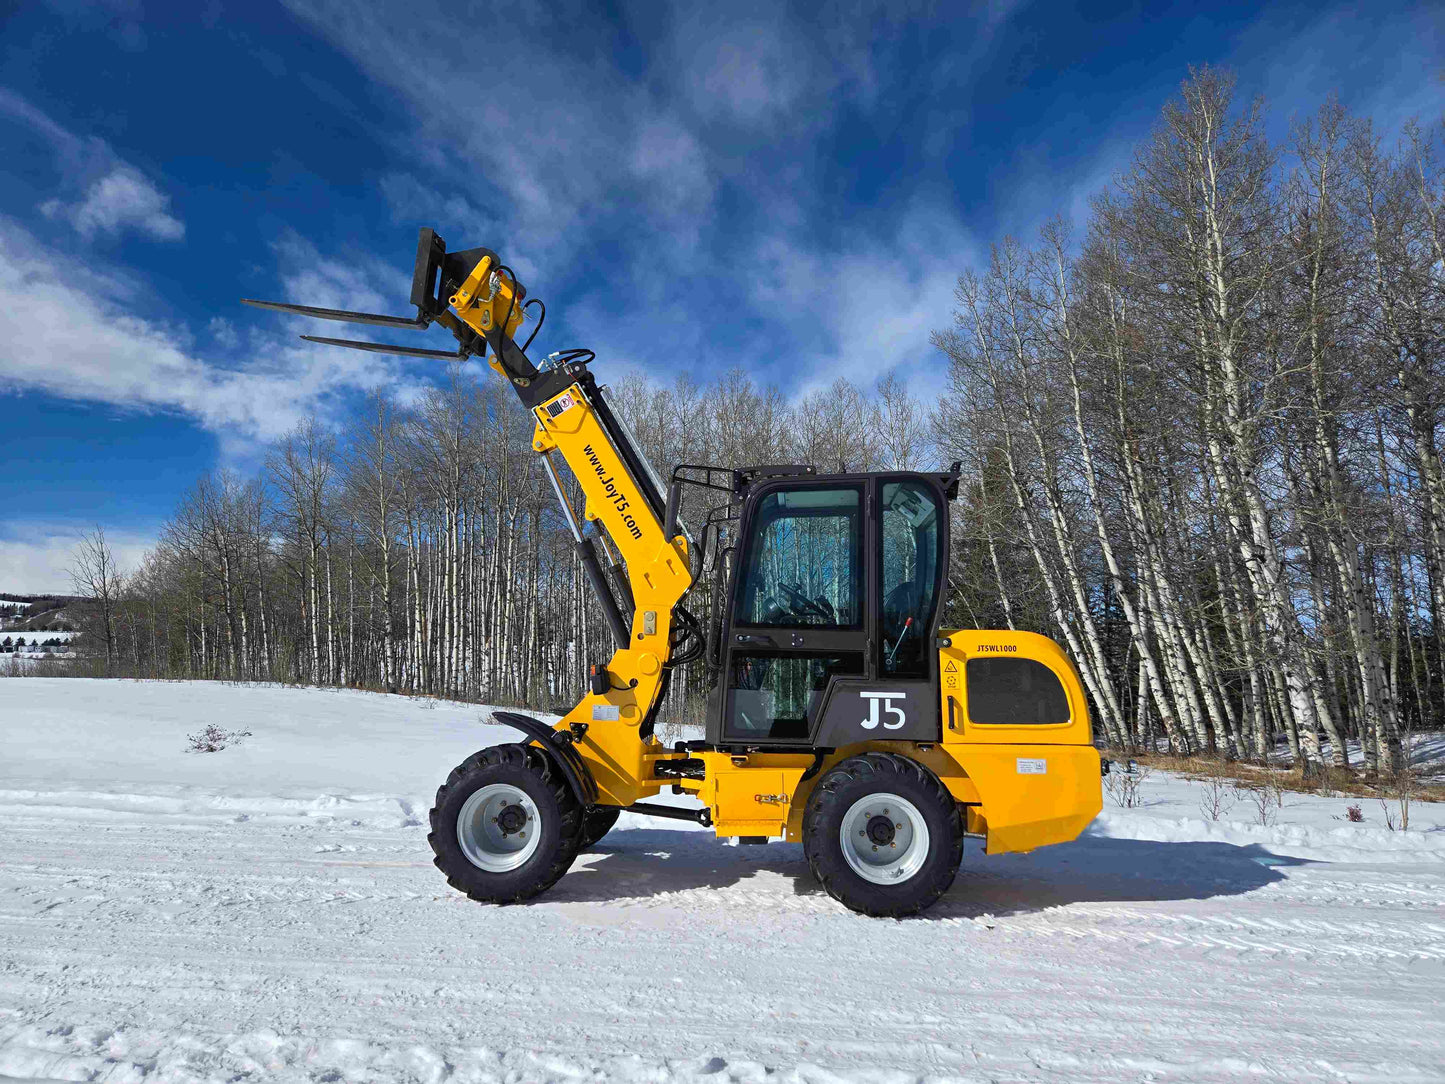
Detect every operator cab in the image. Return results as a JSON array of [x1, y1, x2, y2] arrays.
[[706, 469, 959, 748]]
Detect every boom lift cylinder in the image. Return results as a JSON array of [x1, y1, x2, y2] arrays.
[[541, 450, 629, 649]]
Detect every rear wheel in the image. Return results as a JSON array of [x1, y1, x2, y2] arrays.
[[428, 743, 582, 903], [803, 752, 962, 917]]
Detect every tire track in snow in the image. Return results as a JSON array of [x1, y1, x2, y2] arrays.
[[7, 832, 1443, 965], [970, 904, 1445, 961], [3, 794, 1445, 1080]]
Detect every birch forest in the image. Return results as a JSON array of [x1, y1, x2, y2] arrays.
[[71, 70, 1444, 773]]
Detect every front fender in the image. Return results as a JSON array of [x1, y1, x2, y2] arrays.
[[490, 711, 600, 808]]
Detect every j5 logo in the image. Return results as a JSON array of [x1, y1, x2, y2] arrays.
[[859, 690, 907, 730]]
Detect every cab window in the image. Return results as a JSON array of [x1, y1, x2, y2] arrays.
[[737, 486, 862, 628], [879, 481, 942, 676], [728, 653, 864, 740], [965, 658, 1071, 725]]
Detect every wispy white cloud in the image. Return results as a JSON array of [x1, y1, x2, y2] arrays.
[[628, 120, 710, 212], [0, 520, 156, 595], [0, 87, 183, 243], [671, 13, 814, 124], [751, 203, 981, 400], [1230, 6, 1444, 142], [279, 0, 760, 270], [0, 86, 76, 147], [663, 3, 929, 129], [275, 0, 1020, 403], [41, 164, 184, 241], [207, 316, 239, 350], [0, 218, 433, 448], [282, 0, 702, 264], [566, 198, 983, 401]]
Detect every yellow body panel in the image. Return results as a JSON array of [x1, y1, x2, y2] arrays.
[[938, 629, 1094, 747], [936, 628, 1101, 852], [944, 744, 1101, 854], [693, 752, 810, 837]]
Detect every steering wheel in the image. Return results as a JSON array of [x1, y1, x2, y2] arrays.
[[779, 581, 833, 621]]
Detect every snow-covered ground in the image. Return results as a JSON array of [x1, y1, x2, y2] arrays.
[[1, 679, 1442, 1083]]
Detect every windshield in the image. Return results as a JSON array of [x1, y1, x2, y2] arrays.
[[737, 486, 862, 628]]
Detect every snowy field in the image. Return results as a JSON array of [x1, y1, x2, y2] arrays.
[[1, 680, 1443, 1084]]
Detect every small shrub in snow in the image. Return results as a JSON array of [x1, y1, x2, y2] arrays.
[[186, 724, 253, 753], [1196, 759, 1238, 821], [1104, 760, 1151, 808], [1233, 776, 1285, 827], [1344, 803, 1365, 823], [1378, 768, 1417, 831]]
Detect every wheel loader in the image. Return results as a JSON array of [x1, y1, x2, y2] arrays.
[[244, 229, 1103, 916]]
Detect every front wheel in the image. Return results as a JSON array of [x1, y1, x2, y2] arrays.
[[803, 752, 963, 917], [428, 743, 582, 903]]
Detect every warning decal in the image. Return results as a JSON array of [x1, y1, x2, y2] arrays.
[[545, 392, 577, 418], [944, 660, 958, 672]]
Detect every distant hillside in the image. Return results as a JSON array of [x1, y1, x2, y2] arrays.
[[0, 593, 84, 632]]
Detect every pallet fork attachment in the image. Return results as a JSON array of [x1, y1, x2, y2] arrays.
[[240, 227, 513, 368]]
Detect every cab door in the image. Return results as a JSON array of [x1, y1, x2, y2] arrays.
[[712, 481, 870, 745], [809, 476, 948, 747]]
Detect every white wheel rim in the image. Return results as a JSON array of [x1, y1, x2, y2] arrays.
[[839, 792, 930, 886], [457, 784, 542, 873]]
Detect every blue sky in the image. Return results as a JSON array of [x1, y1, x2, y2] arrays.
[[0, 0, 1439, 590]]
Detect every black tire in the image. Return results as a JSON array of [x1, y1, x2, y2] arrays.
[[579, 806, 621, 850], [802, 752, 963, 917], [428, 743, 582, 904]]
